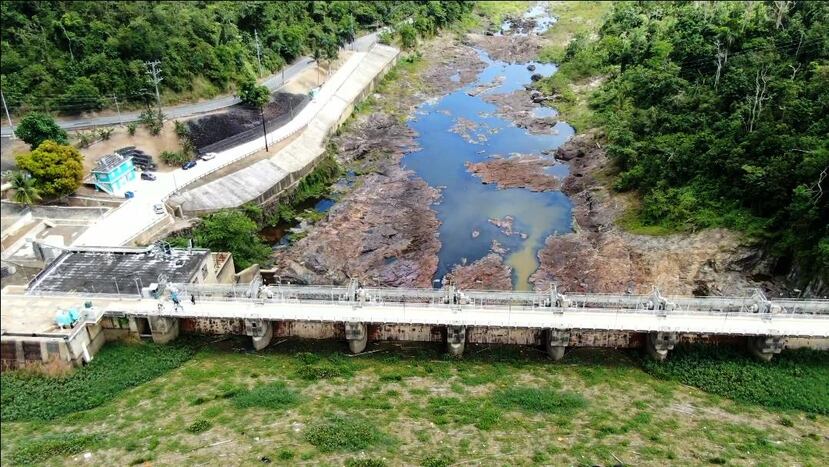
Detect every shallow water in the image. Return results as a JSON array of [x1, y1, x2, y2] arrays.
[[500, 2, 557, 35], [402, 49, 574, 290]]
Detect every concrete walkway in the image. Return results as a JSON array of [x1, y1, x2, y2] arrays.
[[3, 293, 828, 338]]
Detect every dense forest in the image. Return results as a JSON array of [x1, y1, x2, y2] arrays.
[[551, 1, 828, 284], [0, 1, 470, 113]]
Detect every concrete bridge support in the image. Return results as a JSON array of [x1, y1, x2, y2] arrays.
[[646, 332, 678, 361], [148, 316, 179, 344], [345, 322, 368, 354], [446, 326, 467, 357], [244, 319, 273, 351], [545, 329, 571, 361], [748, 335, 786, 361]]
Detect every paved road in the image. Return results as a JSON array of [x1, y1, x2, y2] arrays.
[[0, 32, 379, 137]]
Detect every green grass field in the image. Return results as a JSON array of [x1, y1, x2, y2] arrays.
[[2, 339, 827, 466]]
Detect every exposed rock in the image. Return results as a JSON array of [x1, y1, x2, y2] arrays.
[[449, 253, 512, 290], [467, 75, 505, 96], [530, 130, 785, 296], [272, 162, 440, 287], [530, 73, 543, 82], [466, 154, 561, 191], [527, 64, 536, 72], [488, 216, 515, 236], [466, 33, 543, 63], [482, 89, 558, 135], [334, 113, 419, 164]]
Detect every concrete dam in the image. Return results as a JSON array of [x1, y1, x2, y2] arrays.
[[3, 278, 828, 369]]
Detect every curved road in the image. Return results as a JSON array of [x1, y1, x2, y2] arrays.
[[0, 32, 379, 137]]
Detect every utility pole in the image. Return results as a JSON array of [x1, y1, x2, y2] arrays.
[[260, 108, 269, 152], [1, 89, 14, 139], [254, 29, 263, 78], [145, 60, 163, 112], [113, 95, 123, 126]]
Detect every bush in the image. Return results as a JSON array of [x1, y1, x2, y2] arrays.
[[1, 342, 195, 421], [186, 419, 212, 434], [421, 452, 454, 467], [160, 150, 190, 166], [76, 131, 96, 148], [642, 345, 829, 414], [127, 121, 138, 136], [11, 433, 103, 465], [426, 396, 502, 430], [304, 414, 393, 452], [231, 381, 300, 410], [492, 387, 588, 414], [346, 459, 387, 467], [97, 127, 114, 140]]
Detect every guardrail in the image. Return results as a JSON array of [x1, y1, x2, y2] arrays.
[[27, 283, 828, 317]]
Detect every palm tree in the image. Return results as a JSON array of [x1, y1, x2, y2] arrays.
[[10, 171, 41, 205]]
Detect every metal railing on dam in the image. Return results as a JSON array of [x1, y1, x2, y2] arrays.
[[24, 281, 829, 336], [5, 282, 828, 366]]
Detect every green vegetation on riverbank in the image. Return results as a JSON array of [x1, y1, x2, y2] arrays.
[[538, 1, 829, 282], [1, 340, 827, 465]]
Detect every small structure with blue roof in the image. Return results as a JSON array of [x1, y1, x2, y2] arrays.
[[91, 153, 136, 195]]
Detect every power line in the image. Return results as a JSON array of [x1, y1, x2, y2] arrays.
[[145, 60, 163, 111]]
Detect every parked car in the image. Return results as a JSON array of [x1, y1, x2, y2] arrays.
[[200, 152, 217, 161], [182, 160, 197, 170], [153, 204, 165, 215], [140, 172, 157, 181]]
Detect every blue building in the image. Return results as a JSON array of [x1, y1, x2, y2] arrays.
[[92, 153, 136, 195]]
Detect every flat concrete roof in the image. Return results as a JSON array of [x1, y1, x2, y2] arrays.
[[26, 247, 209, 295]]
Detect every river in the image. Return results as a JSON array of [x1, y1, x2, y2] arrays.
[[402, 48, 575, 290]]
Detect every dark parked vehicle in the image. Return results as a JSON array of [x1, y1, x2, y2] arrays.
[[140, 172, 157, 181], [182, 160, 197, 170]]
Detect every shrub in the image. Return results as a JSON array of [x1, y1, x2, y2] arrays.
[[642, 345, 829, 414], [231, 381, 300, 410], [186, 419, 212, 434], [304, 414, 393, 452], [426, 396, 501, 430], [127, 121, 138, 136], [11, 433, 103, 464], [492, 387, 587, 414], [76, 130, 96, 148], [160, 150, 190, 166], [346, 459, 388, 467], [97, 127, 114, 140], [421, 452, 454, 467], [1, 342, 195, 421]]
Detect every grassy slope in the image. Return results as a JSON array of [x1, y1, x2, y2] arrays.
[[1, 340, 827, 466], [535, 1, 613, 132]]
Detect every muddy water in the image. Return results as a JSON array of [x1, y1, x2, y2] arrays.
[[402, 50, 574, 290]]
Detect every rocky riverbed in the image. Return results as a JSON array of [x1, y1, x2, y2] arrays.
[[528, 131, 782, 296], [271, 39, 486, 287], [467, 153, 561, 191]]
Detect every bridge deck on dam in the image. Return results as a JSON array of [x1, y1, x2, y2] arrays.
[[4, 284, 828, 338]]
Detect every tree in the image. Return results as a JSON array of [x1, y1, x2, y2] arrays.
[[14, 113, 68, 149], [9, 171, 42, 205], [193, 210, 271, 270], [398, 24, 418, 50], [237, 79, 270, 109], [15, 140, 83, 199]]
